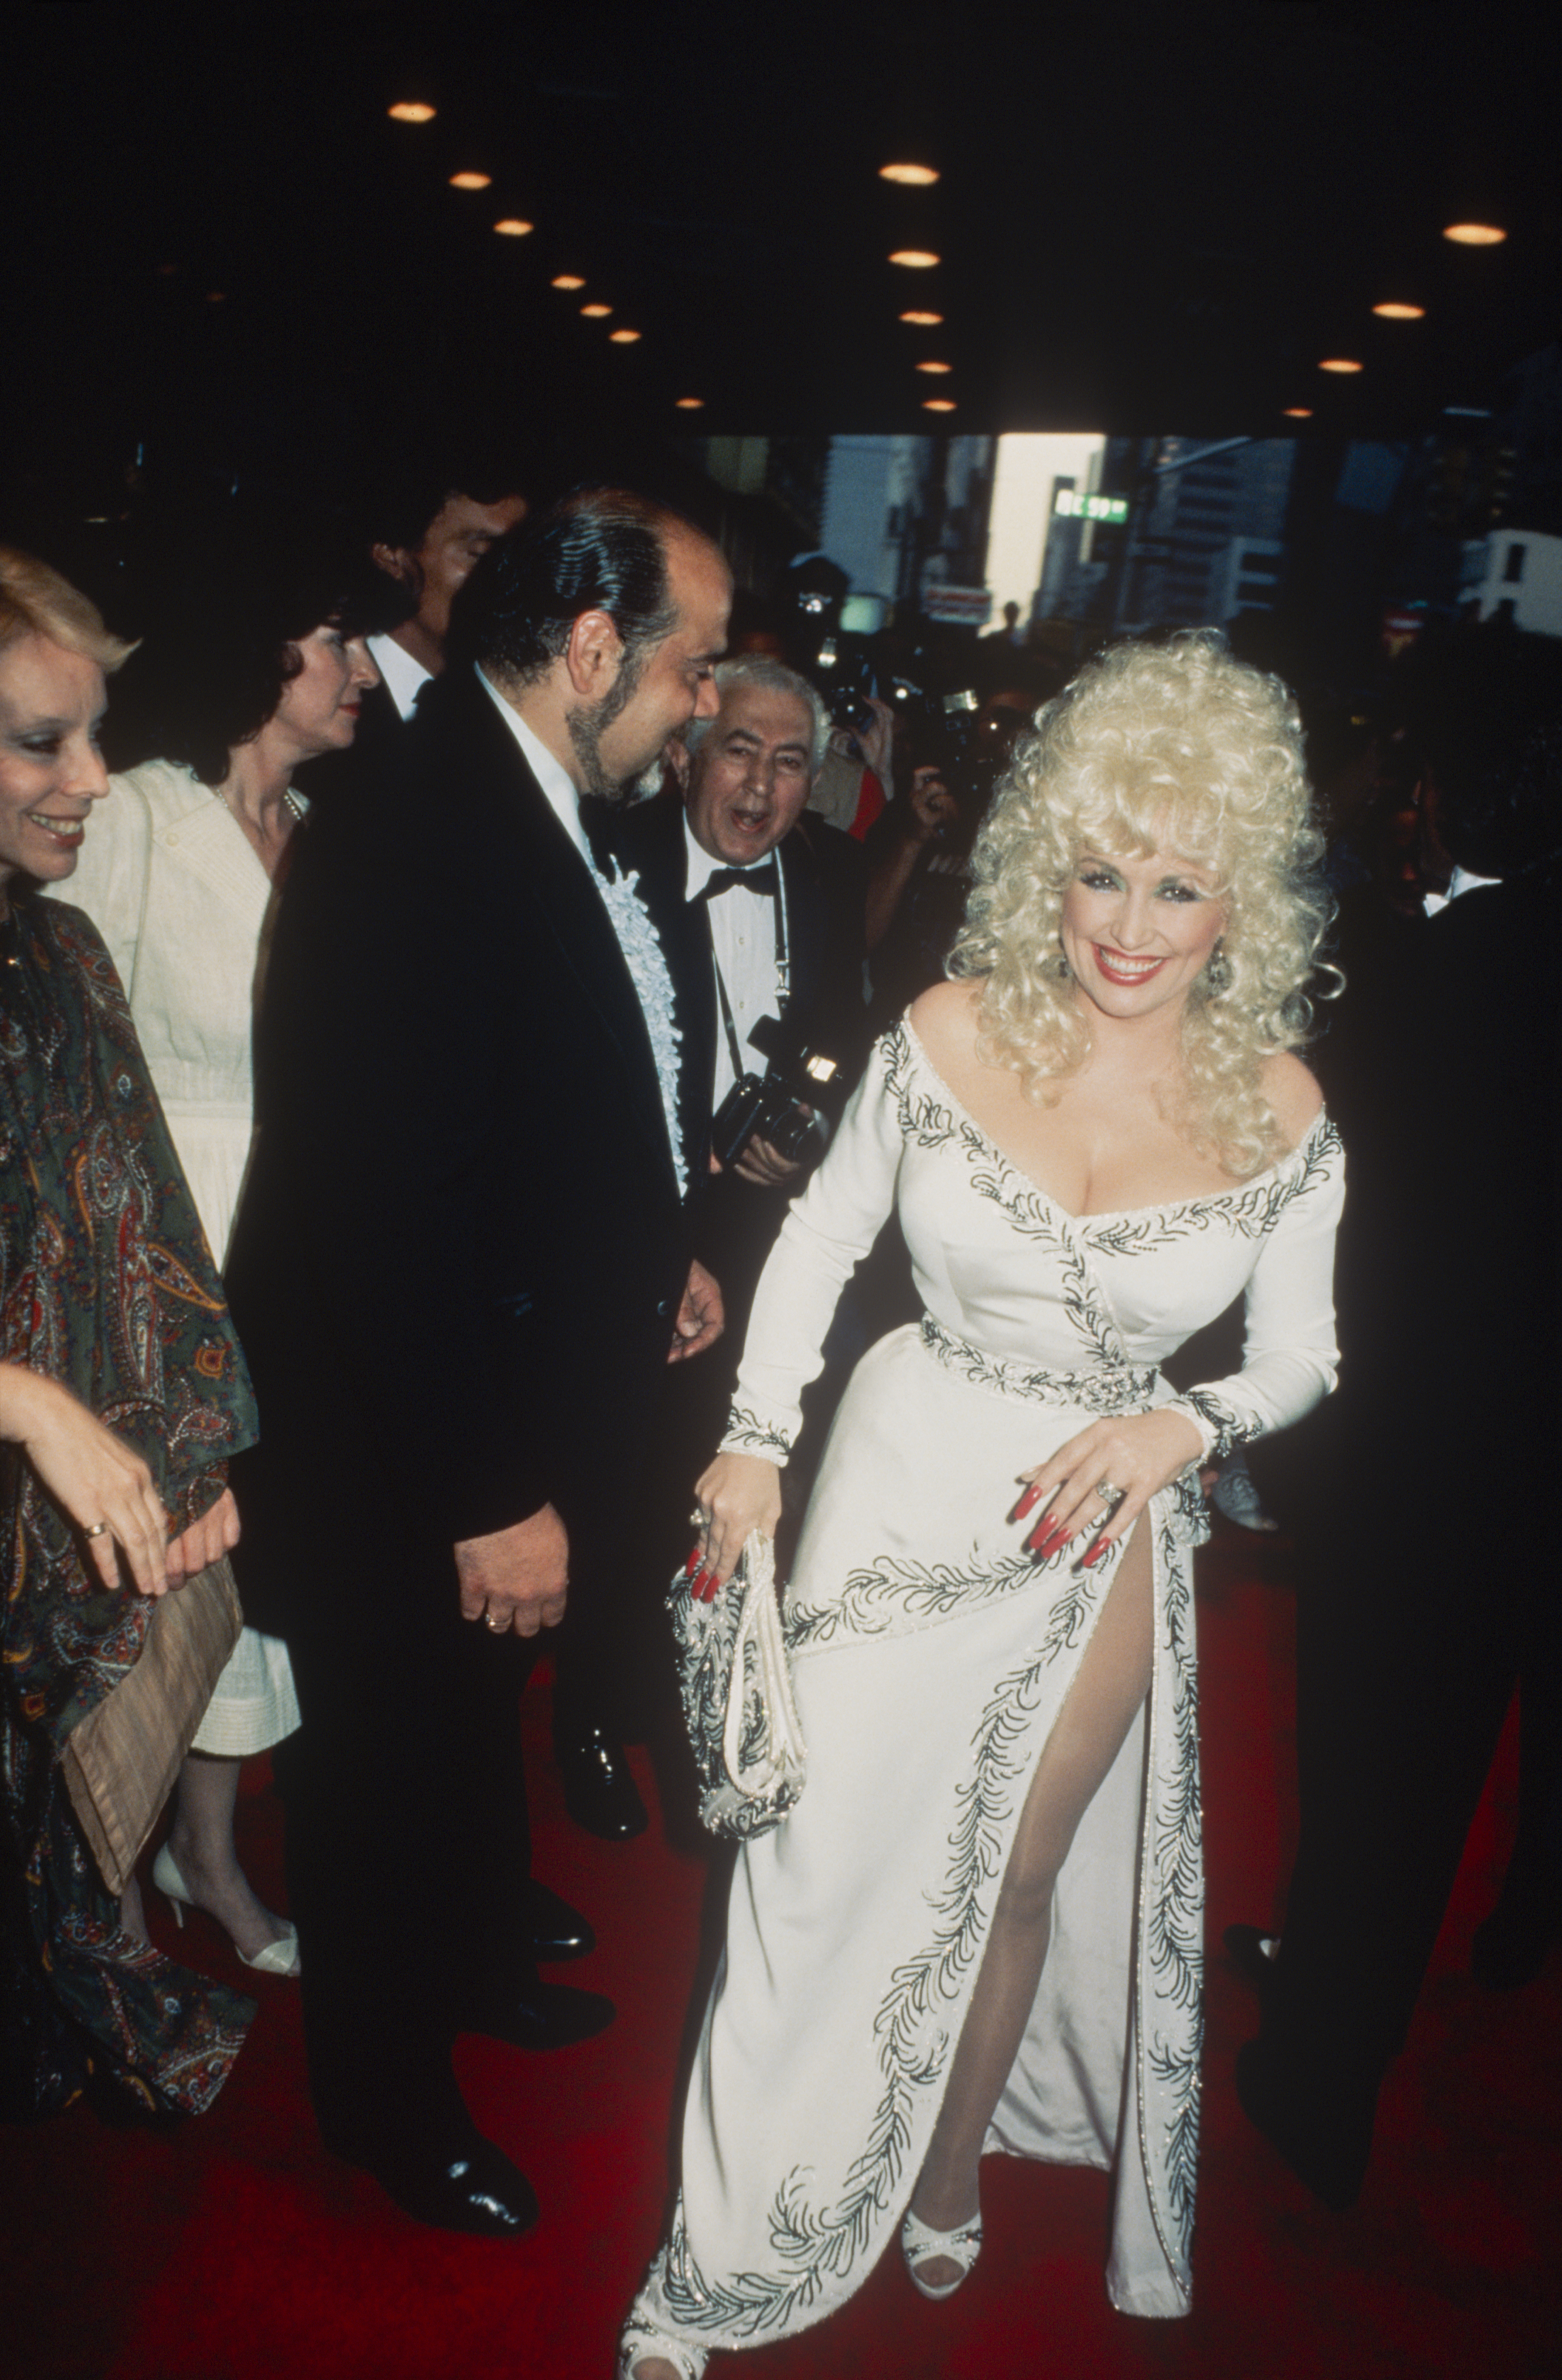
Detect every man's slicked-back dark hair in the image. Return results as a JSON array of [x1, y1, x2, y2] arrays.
[[455, 488, 690, 686]]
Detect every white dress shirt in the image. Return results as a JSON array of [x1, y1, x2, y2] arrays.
[[684, 818, 787, 1109], [475, 667, 685, 1190], [1423, 863, 1500, 917], [368, 632, 432, 723], [476, 666, 591, 860]]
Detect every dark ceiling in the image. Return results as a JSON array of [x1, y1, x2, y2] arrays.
[[7, 0, 1561, 498]]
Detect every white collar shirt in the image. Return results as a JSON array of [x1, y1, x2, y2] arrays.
[[475, 666, 591, 862], [1423, 863, 1501, 917], [368, 632, 433, 723], [684, 816, 787, 1112]]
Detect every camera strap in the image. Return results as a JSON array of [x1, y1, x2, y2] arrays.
[[707, 858, 790, 1081]]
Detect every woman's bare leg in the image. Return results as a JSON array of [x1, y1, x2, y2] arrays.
[[165, 1751, 296, 1967], [908, 1519, 1155, 2284]]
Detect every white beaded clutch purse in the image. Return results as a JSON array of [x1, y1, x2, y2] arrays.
[[667, 1529, 807, 1840]]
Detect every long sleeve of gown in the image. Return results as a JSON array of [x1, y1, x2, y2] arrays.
[[1161, 1118, 1345, 1461], [721, 1034, 907, 1462]]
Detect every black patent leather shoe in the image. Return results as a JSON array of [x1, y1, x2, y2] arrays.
[[348, 2130, 539, 2238], [555, 1725, 648, 1840], [523, 1880, 595, 1962], [1224, 1921, 1281, 1996], [460, 1977, 616, 2051]]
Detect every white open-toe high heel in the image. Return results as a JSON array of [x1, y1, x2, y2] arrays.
[[900, 2202, 984, 2300], [615, 2314, 707, 2380], [152, 1842, 301, 1977]]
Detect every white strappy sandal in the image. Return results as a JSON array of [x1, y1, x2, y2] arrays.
[[900, 2203, 984, 2300], [616, 2313, 707, 2379]]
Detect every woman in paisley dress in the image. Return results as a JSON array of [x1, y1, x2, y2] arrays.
[[622, 633, 1343, 2375], [52, 512, 392, 1976], [0, 550, 259, 2115]]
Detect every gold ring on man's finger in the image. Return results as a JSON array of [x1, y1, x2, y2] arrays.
[[484, 1614, 507, 1633], [83, 1521, 109, 1539]]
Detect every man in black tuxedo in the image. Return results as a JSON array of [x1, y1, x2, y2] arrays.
[[580, 659, 868, 1783], [225, 490, 730, 2235], [1233, 624, 1562, 2208], [298, 449, 530, 791]]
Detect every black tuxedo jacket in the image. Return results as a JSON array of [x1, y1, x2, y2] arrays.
[[226, 668, 696, 1585], [292, 675, 410, 806], [599, 790, 871, 1130]]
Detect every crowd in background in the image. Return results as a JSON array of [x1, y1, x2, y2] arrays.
[[3, 420, 1559, 2340]]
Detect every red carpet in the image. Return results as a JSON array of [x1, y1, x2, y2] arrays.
[[4, 1519, 1558, 2380]]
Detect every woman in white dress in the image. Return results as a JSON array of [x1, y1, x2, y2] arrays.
[[53, 514, 394, 1973], [622, 633, 1344, 2375]]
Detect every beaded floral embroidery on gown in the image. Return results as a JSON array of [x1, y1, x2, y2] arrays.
[[632, 1019, 1342, 2345]]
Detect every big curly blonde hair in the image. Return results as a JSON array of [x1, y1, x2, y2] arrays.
[[949, 631, 1329, 1179]]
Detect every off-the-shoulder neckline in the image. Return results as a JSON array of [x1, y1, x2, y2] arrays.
[[897, 1014, 1330, 1227]]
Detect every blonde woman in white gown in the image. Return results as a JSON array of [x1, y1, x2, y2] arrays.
[[52, 516, 389, 1973], [622, 634, 1343, 2375]]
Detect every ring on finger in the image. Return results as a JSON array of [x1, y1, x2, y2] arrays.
[[484, 1614, 507, 1633], [1095, 1479, 1126, 1512], [688, 1506, 705, 1528], [83, 1521, 109, 1540]]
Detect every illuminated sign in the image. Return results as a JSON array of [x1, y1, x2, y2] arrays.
[[1053, 489, 1128, 524]]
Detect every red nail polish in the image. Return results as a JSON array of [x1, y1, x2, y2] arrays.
[[1010, 1482, 1042, 1524], [684, 1545, 704, 1578], [1026, 1519, 1067, 1559], [698, 1568, 720, 1602], [1081, 1534, 1111, 1569]]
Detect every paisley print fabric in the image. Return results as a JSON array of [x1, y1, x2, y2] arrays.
[[0, 897, 258, 2117]]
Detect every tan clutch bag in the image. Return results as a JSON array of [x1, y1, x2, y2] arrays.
[[62, 1555, 242, 1896]]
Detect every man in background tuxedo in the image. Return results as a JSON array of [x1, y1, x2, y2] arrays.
[[1233, 623, 1562, 2209], [578, 658, 868, 1802], [225, 490, 730, 2236], [299, 446, 529, 790]]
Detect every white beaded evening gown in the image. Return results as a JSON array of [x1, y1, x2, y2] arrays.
[[634, 1016, 1343, 2348]]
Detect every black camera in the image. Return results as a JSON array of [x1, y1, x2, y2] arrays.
[[711, 1011, 842, 1171]]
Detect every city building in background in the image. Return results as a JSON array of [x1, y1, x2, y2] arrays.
[[816, 435, 996, 622]]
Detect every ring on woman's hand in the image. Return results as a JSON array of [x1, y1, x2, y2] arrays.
[[1095, 1480, 1126, 1510], [83, 1521, 109, 1539], [689, 1507, 705, 1527], [484, 1614, 507, 1633]]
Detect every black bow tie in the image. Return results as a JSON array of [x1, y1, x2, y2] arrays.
[[696, 862, 777, 902]]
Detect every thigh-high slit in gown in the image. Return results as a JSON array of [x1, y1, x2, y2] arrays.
[[633, 1018, 1343, 2347]]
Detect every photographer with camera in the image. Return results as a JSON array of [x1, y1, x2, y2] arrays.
[[599, 657, 870, 1801]]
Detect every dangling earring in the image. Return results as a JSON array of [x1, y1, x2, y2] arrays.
[[1204, 939, 1232, 994], [1051, 946, 1072, 981]]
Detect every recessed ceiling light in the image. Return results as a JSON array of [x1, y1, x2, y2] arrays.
[[388, 102, 436, 123], [880, 162, 939, 186], [675, 397, 705, 410], [916, 361, 952, 375], [609, 328, 641, 344], [1318, 357, 1363, 373], [1373, 301, 1425, 319], [1443, 221, 1506, 245], [493, 218, 533, 237], [890, 249, 940, 269], [922, 398, 956, 412], [450, 172, 492, 191], [581, 302, 612, 318], [1283, 407, 1313, 418], [552, 274, 586, 290], [900, 309, 943, 326]]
